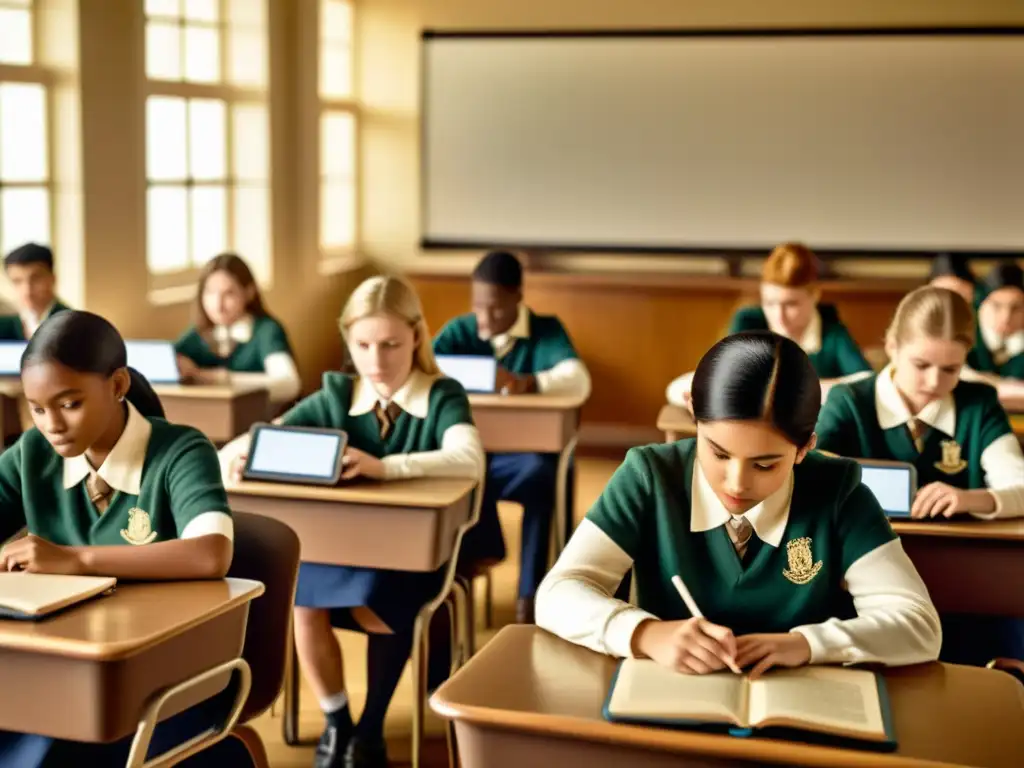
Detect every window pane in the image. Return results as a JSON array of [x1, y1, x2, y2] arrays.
[[234, 185, 269, 281], [183, 0, 218, 22], [320, 45, 353, 99], [145, 0, 180, 17], [188, 98, 226, 180], [146, 96, 187, 181], [322, 0, 352, 44], [190, 186, 227, 265], [233, 103, 268, 181], [0, 83, 48, 183], [0, 188, 50, 257], [226, 0, 264, 28], [320, 181, 355, 248], [145, 22, 183, 80], [227, 29, 265, 87], [184, 24, 220, 83], [147, 186, 189, 273], [0, 8, 32, 66], [320, 111, 355, 179]]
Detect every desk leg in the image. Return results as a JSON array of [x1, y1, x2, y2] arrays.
[[553, 435, 578, 557], [283, 637, 301, 746]]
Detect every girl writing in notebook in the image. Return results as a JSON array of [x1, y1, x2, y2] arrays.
[[814, 285, 1024, 665], [0, 311, 240, 766], [175, 253, 301, 406], [221, 275, 484, 768], [538, 331, 940, 679]]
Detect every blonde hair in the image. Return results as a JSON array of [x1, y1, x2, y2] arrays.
[[886, 286, 975, 349], [762, 242, 819, 288], [340, 275, 440, 375]]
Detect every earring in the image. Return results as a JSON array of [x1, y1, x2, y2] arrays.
[[118, 395, 125, 402]]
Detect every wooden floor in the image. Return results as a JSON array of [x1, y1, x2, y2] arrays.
[[250, 455, 622, 767]]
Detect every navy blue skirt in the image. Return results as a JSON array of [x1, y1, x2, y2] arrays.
[[295, 562, 447, 632]]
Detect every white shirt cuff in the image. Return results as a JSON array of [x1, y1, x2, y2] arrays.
[[180, 511, 235, 540], [535, 359, 592, 399]]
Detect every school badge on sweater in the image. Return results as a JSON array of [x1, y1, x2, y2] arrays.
[[121, 508, 158, 545], [782, 537, 822, 585], [934, 440, 967, 475]]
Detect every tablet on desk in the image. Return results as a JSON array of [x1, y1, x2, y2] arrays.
[[435, 354, 498, 393], [242, 424, 348, 486], [856, 460, 917, 519], [0, 341, 27, 378], [125, 340, 181, 384]]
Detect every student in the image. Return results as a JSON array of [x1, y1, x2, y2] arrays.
[[968, 262, 1024, 381], [432, 250, 591, 624], [815, 286, 1024, 665], [175, 253, 301, 404], [537, 331, 940, 676], [0, 243, 71, 340], [666, 243, 872, 406], [928, 253, 976, 307], [0, 310, 240, 767], [220, 275, 484, 768]]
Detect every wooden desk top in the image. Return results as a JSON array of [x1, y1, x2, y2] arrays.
[[656, 404, 695, 433], [152, 382, 267, 399], [227, 476, 477, 508], [468, 393, 587, 410], [892, 518, 1024, 542], [0, 578, 262, 661], [433, 626, 1024, 768], [1010, 412, 1024, 430]]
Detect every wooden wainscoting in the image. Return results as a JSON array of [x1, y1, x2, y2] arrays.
[[411, 272, 918, 448]]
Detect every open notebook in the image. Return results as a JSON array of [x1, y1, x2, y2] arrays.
[[0, 573, 116, 620], [604, 658, 895, 751]]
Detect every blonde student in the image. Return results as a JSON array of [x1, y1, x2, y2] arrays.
[[815, 285, 1024, 665], [220, 275, 484, 768], [538, 331, 939, 678], [666, 243, 872, 406], [175, 253, 301, 404], [0, 311, 241, 766]]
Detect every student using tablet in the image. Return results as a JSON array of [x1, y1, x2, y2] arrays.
[[0, 243, 71, 341], [968, 262, 1024, 382], [536, 331, 940, 678], [814, 286, 1024, 665], [666, 243, 872, 406], [222, 275, 484, 768], [174, 253, 301, 404], [432, 250, 591, 624], [0, 310, 238, 766]]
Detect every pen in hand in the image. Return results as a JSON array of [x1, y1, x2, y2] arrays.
[[671, 574, 743, 675]]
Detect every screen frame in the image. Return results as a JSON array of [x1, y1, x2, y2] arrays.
[[124, 339, 182, 384], [435, 353, 499, 394], [854, 458, 918, 519], [242, 423, 349, 486]]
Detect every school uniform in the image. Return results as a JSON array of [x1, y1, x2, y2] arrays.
[[0, 402, 236, 767], [967, 324, 1024, 380], [174, 314, 301, 404], [432, 305, 592, 601], [815, 366, 1024, 664], [0, 300, 71, 341], [535, 441, 940, 666]]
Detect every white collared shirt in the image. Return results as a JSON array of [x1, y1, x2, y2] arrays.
[[65, 401, 233, 540], [767, 307, 823, 356], [690, 462, 792, 549], [19, 301, 56, 339], [980, 323, 1024, 364], [874, 365, 1024, 519], [213, 315, 301, 404]]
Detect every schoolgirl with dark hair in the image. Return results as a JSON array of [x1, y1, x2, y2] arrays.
[[536, 331, 940, 679]]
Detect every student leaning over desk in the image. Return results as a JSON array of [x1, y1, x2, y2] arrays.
[[220, 275, 485, 768], [0, 311, 244, 767], [814, 285, 1024, 666], [537, 331, 940, 678]]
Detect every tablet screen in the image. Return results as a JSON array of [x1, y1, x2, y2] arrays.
[[435, 355, 498, 393], [125, 341, 180, 384], [0, 342, 27, 377], [249, 428, 344, 480], [860, 466, 913, 517]]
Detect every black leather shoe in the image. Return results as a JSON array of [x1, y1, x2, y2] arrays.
[[344, 734, 389, 768], [314, 723, 351, 768]]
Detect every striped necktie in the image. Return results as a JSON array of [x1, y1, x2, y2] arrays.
[[726, 516, 754, 560], [374, 402, 402, 439], [87, 472, 113, 514], [907, 417, 929, 453]]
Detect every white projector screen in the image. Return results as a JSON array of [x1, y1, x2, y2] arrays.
[[421, 31, 1024, 254]]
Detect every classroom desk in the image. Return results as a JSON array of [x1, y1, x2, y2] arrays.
[[657, 403, 695, 442], [1009, 413, 1024, 443], [153, 382, 269, 443], [468, 393, 586, 551], [0, 578, 263, 743], [431, 625, 1024, 768], [226, 476, 477, 745], [892, 519, 1024, 617]]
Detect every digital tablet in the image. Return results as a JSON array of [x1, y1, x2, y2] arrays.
[[0, 341, 27, 377], [125, 340, 181, 384], [242, 424, 348, 486], [435, 354, 498, 393], [856, 460, 917, 519]]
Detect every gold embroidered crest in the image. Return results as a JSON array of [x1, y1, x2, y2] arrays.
[[120, 508, 158, 546], [782, 537, 822, 585], [934, 440, 968, 475]]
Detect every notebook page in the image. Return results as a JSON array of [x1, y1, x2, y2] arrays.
[[0, 573, 116, 615], [607, 658, 747, 724], [749, 667, 883, 737]]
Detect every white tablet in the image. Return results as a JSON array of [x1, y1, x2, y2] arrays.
[[435, 354, 498, 393], [0, 341, 27, 377], [856, 460, 917, 519], [125, 340, 181, 384], [243, 424, 348, 486]]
